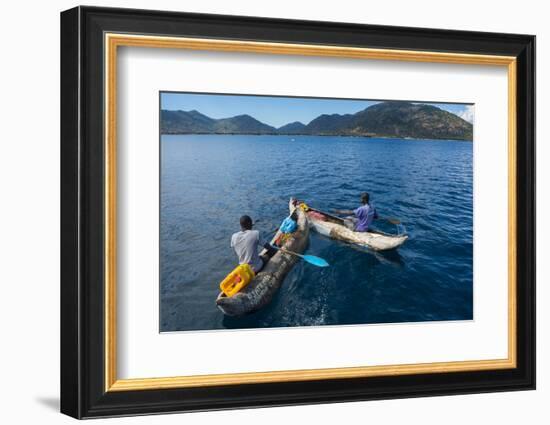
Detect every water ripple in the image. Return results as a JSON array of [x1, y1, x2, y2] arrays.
[[160, 135, 473, 331]]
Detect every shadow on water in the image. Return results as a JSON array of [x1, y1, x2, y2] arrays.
[[370, 249, 406, 268]]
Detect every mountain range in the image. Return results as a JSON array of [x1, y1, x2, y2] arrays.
[[161, 101, 473, 141]]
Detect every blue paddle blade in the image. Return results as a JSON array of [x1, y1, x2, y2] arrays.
[[301, 255, 330, 267]]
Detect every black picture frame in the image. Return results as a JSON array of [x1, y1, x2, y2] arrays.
[[61, 5, 535, 419]]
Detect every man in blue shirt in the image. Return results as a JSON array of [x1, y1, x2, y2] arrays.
[[335, 192, 378, 232]]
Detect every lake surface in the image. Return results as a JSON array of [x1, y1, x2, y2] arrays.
[[160, 135, 473, 332]]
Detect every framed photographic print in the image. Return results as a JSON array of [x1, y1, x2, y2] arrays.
[[60, 6, 535, 419]]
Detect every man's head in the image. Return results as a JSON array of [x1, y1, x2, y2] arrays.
[[361, 192, 370, 205], [240, 215, 253, 230]]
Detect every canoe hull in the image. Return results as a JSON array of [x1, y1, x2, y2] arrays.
[[216, 199, 309, 316], [307, 212, 407, 251]]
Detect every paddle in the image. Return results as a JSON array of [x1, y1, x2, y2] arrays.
[[330, 209, 401, 225], [271, 245, 329, 267], [306, 206, 346, 223]]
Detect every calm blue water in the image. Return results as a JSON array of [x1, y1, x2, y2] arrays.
[[160, 135, 473, 332]]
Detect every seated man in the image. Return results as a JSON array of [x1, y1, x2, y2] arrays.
[[231, 215, 275, 273], [335, 192, 378, 232]]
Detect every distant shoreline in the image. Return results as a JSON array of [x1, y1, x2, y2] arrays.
[[161, 102, 473, 142], [160, 133, 473, 142]]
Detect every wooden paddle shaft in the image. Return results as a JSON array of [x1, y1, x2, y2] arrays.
[[307, 205, 346, 223]]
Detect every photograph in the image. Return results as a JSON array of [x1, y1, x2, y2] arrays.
[[160, 92, 475, 332], [58, 5, 536, 418]]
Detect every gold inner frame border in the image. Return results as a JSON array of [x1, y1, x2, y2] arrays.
[[104, 33, 517, 392]]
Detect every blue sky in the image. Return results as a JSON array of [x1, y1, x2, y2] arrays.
[[161, 92, 474, 127]]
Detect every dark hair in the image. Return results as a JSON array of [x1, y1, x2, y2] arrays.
[[290, 210, 298, 221], [240, 215, 253, 230], [361, 192, 370, 204]]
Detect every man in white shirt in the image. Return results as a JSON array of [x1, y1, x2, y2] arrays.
[[231, 215, 273, 273]]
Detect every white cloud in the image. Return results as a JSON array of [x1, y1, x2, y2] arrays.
[[457, 105, 475, 124]]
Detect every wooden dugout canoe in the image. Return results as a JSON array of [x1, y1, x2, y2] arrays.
[[215, 199, 309, 317], [306, 206, 408, 251]]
